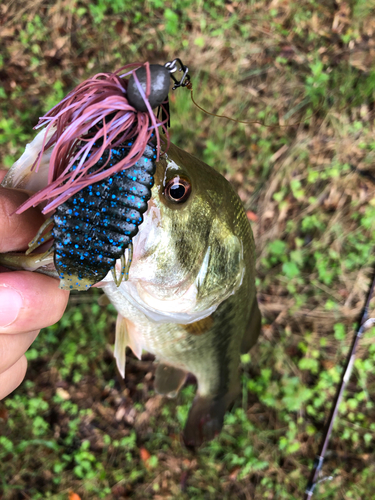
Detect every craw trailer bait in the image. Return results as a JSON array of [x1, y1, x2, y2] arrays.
[[52, 144, 157, 289]]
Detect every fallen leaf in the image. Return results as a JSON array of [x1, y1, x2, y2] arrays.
[[56, 388, 70, 400], [139, 447, 151, 463], [68, 492, 81, 500], [246, 210, 258, 222], [115, 406, 126, 421], [115, 20, 125, 35], [229, 466, 241, 480], [0, 405, 8, 422], [322, 360, 335, 370], [111, 484, 126, 497], [263, 209, 275, 219], [0, 27, 15, 37]]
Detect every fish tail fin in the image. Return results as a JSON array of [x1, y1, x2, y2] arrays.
[[183, 385, 240, 449]]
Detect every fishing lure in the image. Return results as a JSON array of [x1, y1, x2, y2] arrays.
[[15, 58, 190, 290]]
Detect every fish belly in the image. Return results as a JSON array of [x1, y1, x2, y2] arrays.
[[104, 280, 255, 396], [103, 275, 259, 447]]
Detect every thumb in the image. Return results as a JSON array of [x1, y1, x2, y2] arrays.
[[0, 186, 45, 253]]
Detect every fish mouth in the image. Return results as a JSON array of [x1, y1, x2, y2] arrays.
[[135, 279, 199, 313], [104, 247, 216, 324], [100, 233, 219, 325], [109, 277, 219, 325], [117, 198, 203, 298]]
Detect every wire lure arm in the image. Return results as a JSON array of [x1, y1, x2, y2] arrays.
[[164, 58, 191, 89]]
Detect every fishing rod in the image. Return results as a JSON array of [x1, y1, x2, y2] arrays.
[[304, 266, 375, 499]]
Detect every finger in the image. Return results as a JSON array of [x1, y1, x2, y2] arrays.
[[0, 170, 7, 182], [0, 271, 69, 334], [0, 187, 45, 253], [0, 330, 38, 375], [0, 355, 28, 400]]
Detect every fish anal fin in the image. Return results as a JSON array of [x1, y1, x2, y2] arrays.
[[155, 363, 187, 398]]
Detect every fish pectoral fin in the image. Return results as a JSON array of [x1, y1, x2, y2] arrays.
[[114, 314, 144, 378], [241, 296, 262, 354], [114, 314, 129, 378], [154, 363, 187, 398], [97, 294, 111, 306], [0, 251, 59, 280]]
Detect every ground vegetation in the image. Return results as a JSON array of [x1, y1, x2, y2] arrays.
[[1, 0, 375, 498]]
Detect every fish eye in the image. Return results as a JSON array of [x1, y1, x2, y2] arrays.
[[164, 176, 191, 204]]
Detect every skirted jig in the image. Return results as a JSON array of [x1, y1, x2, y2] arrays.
[[15, 58, 191, 290]]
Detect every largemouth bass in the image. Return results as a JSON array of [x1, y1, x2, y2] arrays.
[[1, 140, 261, 447]]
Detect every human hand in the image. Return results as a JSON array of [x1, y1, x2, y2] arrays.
[[0, 171, 69, 399]]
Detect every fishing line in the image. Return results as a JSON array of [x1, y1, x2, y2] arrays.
[[186, 80, 325, 129]]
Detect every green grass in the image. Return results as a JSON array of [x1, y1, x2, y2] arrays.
[[1, 0, 375, 498]]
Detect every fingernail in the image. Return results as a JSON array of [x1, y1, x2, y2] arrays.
[[0, 286, 24, 327]]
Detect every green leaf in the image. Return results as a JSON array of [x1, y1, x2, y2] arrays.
[[282, 261, 300, 279], [334, 323, 346, 341]]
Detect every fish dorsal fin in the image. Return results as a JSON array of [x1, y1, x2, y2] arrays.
[[114, 314, 144, 378]]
